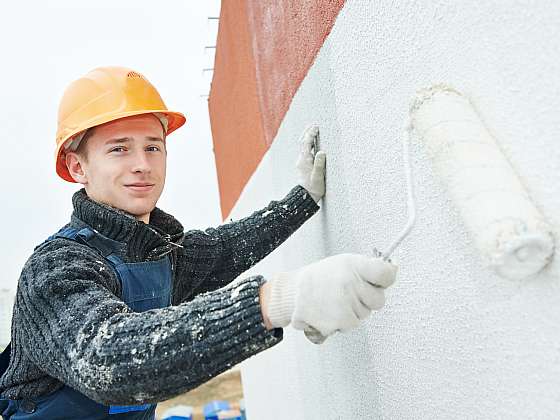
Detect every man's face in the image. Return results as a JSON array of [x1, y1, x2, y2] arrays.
[[66, 114, 167, 223]]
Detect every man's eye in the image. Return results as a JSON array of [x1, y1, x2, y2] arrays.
[[147, 146, 160, 152], [110, 147, 126, 153]]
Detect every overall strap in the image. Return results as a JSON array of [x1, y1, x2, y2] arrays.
[[69, 227, 124, 266], [36, 225, 124, 266], [33, 226, 79, 252]]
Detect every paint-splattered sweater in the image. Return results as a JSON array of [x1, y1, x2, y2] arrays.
[[0, 185, 319, 405]]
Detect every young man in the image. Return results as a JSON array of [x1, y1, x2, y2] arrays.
[[0, 66, 397, 419]]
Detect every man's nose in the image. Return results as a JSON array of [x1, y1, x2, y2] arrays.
[[131, 150, 151, 173]]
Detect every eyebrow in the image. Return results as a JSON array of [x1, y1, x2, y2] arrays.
[[105, 136, 164, 145], [146, 136, 165, 143]]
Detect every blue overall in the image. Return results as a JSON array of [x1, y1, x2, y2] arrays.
[[1, 225, 173, 419]]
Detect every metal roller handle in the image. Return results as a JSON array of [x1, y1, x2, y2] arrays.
[[303, 125, 415, 344]]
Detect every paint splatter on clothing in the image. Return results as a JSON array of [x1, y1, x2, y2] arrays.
[[0, 185, 319, 405]]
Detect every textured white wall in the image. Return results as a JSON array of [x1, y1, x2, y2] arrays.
[[230, 1, 560, 418], [0, 290, 15, 348]]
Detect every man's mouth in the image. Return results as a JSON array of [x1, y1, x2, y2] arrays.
[[125, 183, 155, 192]]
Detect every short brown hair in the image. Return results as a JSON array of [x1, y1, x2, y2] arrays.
[[73, 127, 96, 161]]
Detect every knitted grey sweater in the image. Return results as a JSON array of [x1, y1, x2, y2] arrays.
[[0, 185, 319, 405]]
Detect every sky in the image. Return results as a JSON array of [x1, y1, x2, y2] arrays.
[[0, 1, 223, 291]]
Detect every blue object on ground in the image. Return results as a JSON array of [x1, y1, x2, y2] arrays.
[[161, 404, 193, 420], [203, 400, 230, 420]]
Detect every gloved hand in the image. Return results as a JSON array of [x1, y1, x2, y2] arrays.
[[296, 125, 326, 203], [264, 254, 397, 343]]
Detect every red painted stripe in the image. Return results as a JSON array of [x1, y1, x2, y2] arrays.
[[209, 0, 345, 219]]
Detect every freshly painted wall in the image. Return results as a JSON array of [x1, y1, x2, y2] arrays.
[[218, 1, 560, 418]]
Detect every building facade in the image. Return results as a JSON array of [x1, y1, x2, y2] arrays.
[[209, 1, 560, 418]]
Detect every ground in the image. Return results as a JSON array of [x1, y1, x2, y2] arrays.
[[155, 369, 244, 420]]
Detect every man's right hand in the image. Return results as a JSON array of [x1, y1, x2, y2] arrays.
[[261, 254, 397, 341]]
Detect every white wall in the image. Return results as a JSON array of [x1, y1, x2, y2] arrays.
[[230, 1, 560, 418], [0, 289, 15, 349]]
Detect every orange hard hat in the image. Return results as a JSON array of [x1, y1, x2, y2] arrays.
[[55, 66, 187, 182]]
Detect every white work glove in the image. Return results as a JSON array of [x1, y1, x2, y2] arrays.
[[296, 125, 326, 203], [265, 254, 397, 343]]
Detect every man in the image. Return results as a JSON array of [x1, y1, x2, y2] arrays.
[[0, 66, 396, 419]]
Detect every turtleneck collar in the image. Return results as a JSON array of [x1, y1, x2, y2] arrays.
[[69, 188, 185, 262]]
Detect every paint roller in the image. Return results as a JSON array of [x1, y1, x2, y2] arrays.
[[304, 85, 554, 345], [410, 84, 554, 280]]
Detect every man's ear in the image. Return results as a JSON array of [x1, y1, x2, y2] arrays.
[[65, 152, 88, 184]]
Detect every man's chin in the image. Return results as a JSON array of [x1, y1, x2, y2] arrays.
[[120, 200, 156, 220], [86, 191, 157, 220]]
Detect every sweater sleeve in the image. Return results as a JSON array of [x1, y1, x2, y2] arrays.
[[176, 185, 320, 301], [16, 238, 282, 406]]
